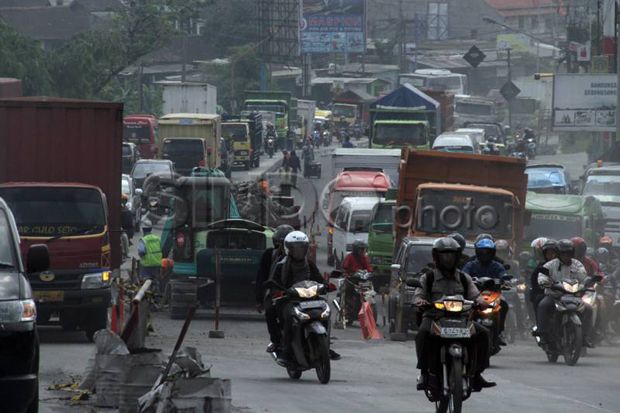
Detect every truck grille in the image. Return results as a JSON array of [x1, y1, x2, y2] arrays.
[[29, 273, 82, 290]]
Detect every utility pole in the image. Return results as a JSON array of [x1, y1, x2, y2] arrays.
[[616, 1, 620, 138], [507, 48, 512, 129]]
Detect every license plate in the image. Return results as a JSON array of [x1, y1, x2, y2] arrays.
[[440, 327, 470, 338], [299, 300, 324, 309], [34, 291, 64, 303]]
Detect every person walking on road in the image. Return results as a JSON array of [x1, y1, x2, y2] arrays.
[[138, 219, 163, 291], [289, 150, 301, 187]]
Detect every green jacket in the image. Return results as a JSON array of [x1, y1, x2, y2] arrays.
[[141, 234, 162, 268]]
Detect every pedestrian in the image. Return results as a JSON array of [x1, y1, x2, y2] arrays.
[[138, 219, 163, 292], [289, 150, 301, 187], [301, 141, 314, 177]]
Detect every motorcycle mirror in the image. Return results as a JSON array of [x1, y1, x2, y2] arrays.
[[405, 277, 422, 288]]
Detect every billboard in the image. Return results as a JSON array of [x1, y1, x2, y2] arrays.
[[301, 0, 366, 54], [257, 0, 301, 63], [553, 74, 616, 132]]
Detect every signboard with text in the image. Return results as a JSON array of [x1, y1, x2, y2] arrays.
[[301, 0, 366, 54], [553, 74, 616, 132]]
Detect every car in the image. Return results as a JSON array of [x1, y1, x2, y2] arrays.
[[387, 236, 474, 341], [122, 142, 141, 175], [582, 165, 620, 247], [122, 174, 143, 229], [525, 164, 571, 194], [332, 197, 381, 268], [432, 133, 477, 153], [0, 197, 50, 413], [130, 159, 175, 190]]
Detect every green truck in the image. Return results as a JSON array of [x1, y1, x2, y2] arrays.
[[524, 192, 605, 250], [367, 196, 396, 288], [160, 169, 273, 318], [244, 90, 292, 149]]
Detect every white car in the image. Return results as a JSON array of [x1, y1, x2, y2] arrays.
[[432, 134, 476, 154], [332, 197, 381, 267]]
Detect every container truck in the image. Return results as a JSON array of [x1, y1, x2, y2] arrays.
[[159, 81, 218, 115], [0, 97, 122, 341]]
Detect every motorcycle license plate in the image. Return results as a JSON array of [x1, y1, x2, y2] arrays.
[[299, 300, 324, 310], [440, 327, 471, 338]]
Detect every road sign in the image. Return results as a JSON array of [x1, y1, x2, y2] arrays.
[[500, 80, 521, 101], [463, 45, 486, 68]]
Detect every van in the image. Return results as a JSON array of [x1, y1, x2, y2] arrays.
[[332, 197, 381, 268], [432, 133, 476, 153]]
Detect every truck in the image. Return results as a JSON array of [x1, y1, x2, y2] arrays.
[[524, 192, 604, 252], [123, 114, 158, 158], [399, 69, 468, 95], [297, 99, 316, 143], [454, 94, 498, 127], [222, 112, 263, 170], [0, 97, 122, 341], [244, 90, 292, 148], [369, 84, 439, 150], [157, 113, 222, 175], [332, 102, 358, 130], [159, 81, 218, 115]]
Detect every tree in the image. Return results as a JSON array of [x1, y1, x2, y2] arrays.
[[0, 23, 52, 95]]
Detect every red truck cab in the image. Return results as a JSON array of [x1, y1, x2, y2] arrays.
[[325, 170, 390, 266], [123, 114, 158, 159], [0, 182, 112, 341]]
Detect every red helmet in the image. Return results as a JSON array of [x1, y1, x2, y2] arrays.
[[570, 236, 587, 259]]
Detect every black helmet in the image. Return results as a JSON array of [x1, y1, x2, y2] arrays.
[[448, 233, 466, 252], [352, 239, 368, 255], [475, 233, 494, 243], [542, 239, 558, 253], [273, 224, 294, 248], [557, 239, 575, 255], [432, 237, 461, 272]]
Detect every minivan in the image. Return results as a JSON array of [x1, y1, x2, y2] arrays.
[[332, 197, 381, 268]]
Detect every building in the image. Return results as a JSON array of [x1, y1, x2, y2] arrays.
[[485, 0, 566, 37]]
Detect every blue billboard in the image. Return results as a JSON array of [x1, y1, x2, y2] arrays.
[[301, 0, 366, 54]]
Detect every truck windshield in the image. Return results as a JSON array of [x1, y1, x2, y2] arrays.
[[375, 124, 427, 147], [333, 105, 356, 118], [456, 103, 493, 116], [466, 123, 502, 139], [426, 76, 462, 91], [245, 104, 286, 114], [525, 214, 583, 241], [0, 211, 16, 268], [222, 124, 248, 142], [349, 211, 371, 233], [123, 123, 151, 144], [415, 189, 513, 239], [373, 203, 394, 224], [0, 187, 106, 237], [162, 140, 204, 156], [583, 176, 620, 196]]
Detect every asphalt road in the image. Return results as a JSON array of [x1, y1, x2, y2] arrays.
[[38, 146, 620, 413]]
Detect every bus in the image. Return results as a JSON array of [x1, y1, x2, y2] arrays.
[[123, 114, 158, 158]]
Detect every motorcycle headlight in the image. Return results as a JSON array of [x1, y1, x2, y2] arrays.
[[444, 300, 463, 312], [482, 307, 494, 314], [294, 306, 310, 320], [294, 285, 318, 298], [563, 281, 580, 293], [149, 199, 158, 207], [82, 271, 111, 289], [517, 283, 527, 292]]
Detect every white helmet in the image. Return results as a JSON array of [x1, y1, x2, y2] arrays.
[[284, 231, 309, 261]]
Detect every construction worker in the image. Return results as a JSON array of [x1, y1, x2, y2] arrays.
[[138, 219, 163, 292]]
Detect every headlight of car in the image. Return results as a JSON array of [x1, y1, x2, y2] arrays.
[[0, 299, 36, 323], [517, 283, 527, 292], [82, 271, 111, 289]]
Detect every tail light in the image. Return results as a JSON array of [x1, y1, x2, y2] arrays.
[[176, 232, 186, 248]]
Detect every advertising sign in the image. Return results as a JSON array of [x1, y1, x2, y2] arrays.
[[301, 0, 366, 54], [553, 74, 616, 132]]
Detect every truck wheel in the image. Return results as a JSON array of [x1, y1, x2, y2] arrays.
[[84, 308, 108, 342], [169, 280, 197, 320]]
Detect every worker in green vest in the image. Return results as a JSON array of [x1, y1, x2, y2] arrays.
[[138, 219, 163, 290]]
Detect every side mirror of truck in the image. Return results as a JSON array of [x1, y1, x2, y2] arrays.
[[27, 244, 50, 274]]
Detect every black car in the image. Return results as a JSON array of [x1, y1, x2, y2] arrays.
[[0, 197, 50, 413], [388, 236, 474, 341], [130, 159, 176, 190], [122, 142, 141, 175]]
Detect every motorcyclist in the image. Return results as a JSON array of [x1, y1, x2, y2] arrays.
[[255, 225, 294, 354], [271, 231, 327, 364], [529, 238, 557, 313], [466, 234, 505, 266], [536, 239, 595, 348], [342, 135, 354, 148], [301, 139, 315, 177], [598, 236, 619, 264], [448, 232, 469, 268], [414, 238, 496, 392], [462, 238, 510, 345], [342, 239, 373, 275], [571, 236, 601, 277]]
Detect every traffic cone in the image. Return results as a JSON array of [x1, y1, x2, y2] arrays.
[[358, 302, 382, 340]]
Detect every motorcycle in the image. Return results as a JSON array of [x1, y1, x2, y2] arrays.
[[322, 131, 331, 147], [266, 137, 275, 158], [526, 138, 537, 160], [474, 277, 511, 355], [533, 279, 592, 366], [407, 278, 478, 413], [333, 270, 376, 329], [267, 279, 332, 384], [510, 151, 528, 161]]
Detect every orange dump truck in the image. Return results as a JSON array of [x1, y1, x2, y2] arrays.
[[395, 149, 528, 248]]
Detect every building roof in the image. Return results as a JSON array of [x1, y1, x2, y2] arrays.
[[0, 5, 90, 40], [485, 0, 564, 17]]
